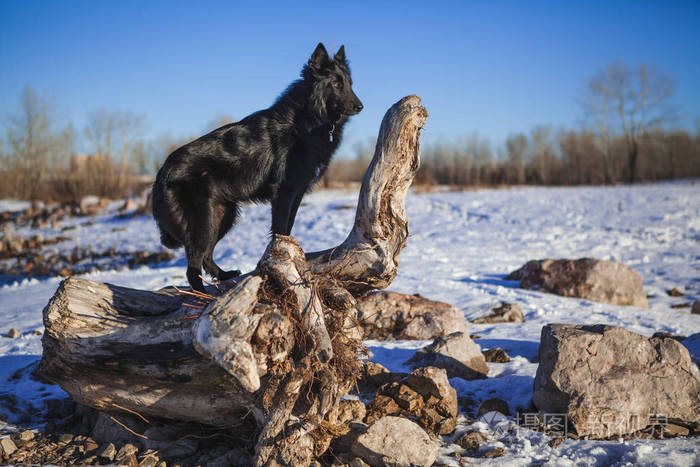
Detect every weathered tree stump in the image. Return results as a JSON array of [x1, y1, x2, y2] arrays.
[[38, 95, 427, 466]]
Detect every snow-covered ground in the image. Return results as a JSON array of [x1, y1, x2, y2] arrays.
[[1, 182, 699, 466]]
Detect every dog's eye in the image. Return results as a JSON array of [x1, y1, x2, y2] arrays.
[[333, 80, 343, 90]]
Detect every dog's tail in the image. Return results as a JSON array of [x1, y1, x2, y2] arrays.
[[159, 229, 182, 249]]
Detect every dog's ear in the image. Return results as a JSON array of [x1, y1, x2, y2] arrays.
[[334, 45, 347, 64], [309, 43, 329, 70]]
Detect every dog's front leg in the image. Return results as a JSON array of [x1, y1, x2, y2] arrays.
[[271, 187, 295, 235]]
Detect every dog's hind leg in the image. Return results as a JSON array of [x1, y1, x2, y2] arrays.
[[202, 202, 241, 282], [180, 193, 219, 293]]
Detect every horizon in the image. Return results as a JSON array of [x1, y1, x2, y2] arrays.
[[1, 0, 699, 159]]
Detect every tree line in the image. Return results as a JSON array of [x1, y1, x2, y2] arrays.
[[1, 61, 698, 203]]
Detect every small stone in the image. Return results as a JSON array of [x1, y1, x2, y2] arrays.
[[472, 302, 524, 324], [664, 423, 690, 437], [692, 301, 700, 315], [7, 328, 20, 338], [407, 332, 488, 380], [139, 451, 160, 467], [99, 442, 117, 461], [0, 436, 17, 456], [337, 399, 367, 424], [57, 433, 74, 444], [32, 329, 42, 335], [365, 395, 400, 424], [117, 443, 139, 458], [483, 447, 506, 458], [548, 437, 564, 448], [18, 430, 35, 442], [63, 444, 78, 457], [84, 438, 99, 453], [667, 287, 685, 297], [482, 347, 511, 363], [456, 430, 487, 450], [118, 453, 139, 467], [478, 398, 510, 417]]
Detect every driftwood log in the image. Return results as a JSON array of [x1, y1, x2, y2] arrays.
[[39, 95, 427, 465]]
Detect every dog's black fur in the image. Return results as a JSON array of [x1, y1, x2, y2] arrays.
[[152, 43, 363, 292]]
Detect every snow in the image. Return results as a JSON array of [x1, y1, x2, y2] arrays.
[[1, 181, 699, 464]]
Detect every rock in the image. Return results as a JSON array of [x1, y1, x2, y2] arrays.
[[456, 430, 487, 450], [80, 196, 111, 216], [472, 302, 524, 324], [351, 416, 438, 467], [359, 361, 406, 391], [483, 347, 511, 363], [533, 324, 700, 438], [84, 438, 99, 454], [7, 328, 20, 338], [407, 332, 488, 380], [120, 198, 138, 214], [32, 329, 42, 335], [139, 452, 160, 467], [692, 301, 700, 315], [406, 367, 457, 409], [484, 447, 506, 458], [548, 437, 564, 448], [57, 433, 74, 444], [356, 291, 468, 340], [99, 442, 117, 461], [664, 423, 690, 437], [116, 443, 139, 462], [0, 436, 17, 457], [337, 399, 367, 424], [666, 287, 685, 297], [160, 439, 198, 458], [365, 395, 401, 424], [18, 430, 35, 442], [478, 398, 510, 417], [92, 411, 147, 445], [507, 259, 648, 308], [367, 367, 459, 435]]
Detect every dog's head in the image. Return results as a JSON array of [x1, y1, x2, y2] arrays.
[[303, 43, 363, 123]]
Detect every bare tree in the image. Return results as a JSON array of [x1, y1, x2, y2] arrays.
[[506, 133, 527, 184], [84, 108, 146, 179], [530, 125, 555, 184], [3, 86, 67, 201], [585, 61, 675, 183]]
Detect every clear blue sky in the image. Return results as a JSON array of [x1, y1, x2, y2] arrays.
[[1, 0, 699, 157]]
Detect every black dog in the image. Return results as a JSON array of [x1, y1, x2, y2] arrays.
[[152, 43, 362, 292]]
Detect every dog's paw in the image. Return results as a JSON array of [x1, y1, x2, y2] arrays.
[[219, 270, 242, 281]]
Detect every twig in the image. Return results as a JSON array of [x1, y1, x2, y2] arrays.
[[109, 416, 149, 439], [111, 402, 150, 423]]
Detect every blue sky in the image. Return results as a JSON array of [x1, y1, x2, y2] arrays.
[[1, 0, 699, 157]]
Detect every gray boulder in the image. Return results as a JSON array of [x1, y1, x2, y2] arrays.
[[533, 324, 700, 438], [356, 291, 467, 340], [507, 258, 648, 308], [351, 416, 438, 467], [472, 302, 524, 324], [407, 332, 488, 380]]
